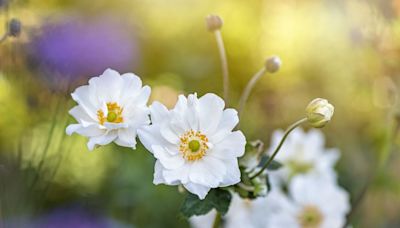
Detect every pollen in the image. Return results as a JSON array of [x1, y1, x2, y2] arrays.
[[97, 102, 124, 125], [179, 130, 209, 161]]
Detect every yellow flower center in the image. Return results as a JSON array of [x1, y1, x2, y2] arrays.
[[179, 130, 209, 161], [97, 102, 124, 125], [297, 205, 323, 228]]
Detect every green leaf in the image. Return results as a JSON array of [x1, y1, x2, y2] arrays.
[[180, 188, 232, 217], [258, 155, 283, 170]]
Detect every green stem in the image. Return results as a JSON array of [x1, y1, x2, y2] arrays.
[[212, 212, 222, 228], [238, 67, 267, 117], [214, 30, 229, 103], [250, 118, 307, 180]]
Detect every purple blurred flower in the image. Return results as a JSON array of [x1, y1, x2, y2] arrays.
[[32, 206, 129, 228], [29, 16, 139, 84]]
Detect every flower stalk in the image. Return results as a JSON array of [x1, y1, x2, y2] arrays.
[[214, 28, 229, 102], [250, 118, 307, 179], [238, 56, 281, 116], [206, 14, 229, 103], [238, 67, 267, 116], [212, 212, 222, 228]]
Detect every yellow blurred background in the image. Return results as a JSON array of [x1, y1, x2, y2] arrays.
[[1, 0, 400, 227]]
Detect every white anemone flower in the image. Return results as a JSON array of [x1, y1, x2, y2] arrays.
[[265, 176, 350, 228], [138, 93, 246, 199], [267, 128, 340, 186], [66, 69, 151, 150], [191, 176, 350, 228], [190, 194, 271, 228]]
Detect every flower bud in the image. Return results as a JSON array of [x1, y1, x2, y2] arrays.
[[265, 56, 281, 73], [8, 18, 21, 37], [205, 14, 223, 31], [306, 98, 334, 128]]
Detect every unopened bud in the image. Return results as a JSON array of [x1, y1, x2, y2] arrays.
[[205, 14, 223, 31], [265, 56, 281, 73], [8, 18, 21, 37], [306, 98, 334, 128]]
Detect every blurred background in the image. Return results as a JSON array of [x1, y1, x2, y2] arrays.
[[1, 0, 400, 227]]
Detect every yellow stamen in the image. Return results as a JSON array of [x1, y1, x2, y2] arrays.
[[179, 130, 209, 161], [297, 205, 323, 228], [97, 102, 124, 125]]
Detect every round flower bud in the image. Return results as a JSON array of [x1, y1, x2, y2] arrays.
[[205, 14, 223, 31], [306, 98, 334, 128], [265, 56, 281, 73], [8, 18, 21, 37]]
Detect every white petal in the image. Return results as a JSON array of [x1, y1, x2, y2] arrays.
[[160, 122, 181, 144], [220, 159, 241, 187], [183, 182, 211, 200], [136, 86, 151, 106], [210, 108, 239, 143], [115, 128, 137, 148], [66, 123, 104, 137], [69, 106, 96, 123], [189, 157, 226, 188], [104, 122, 129, 130], [211, 131, 246, 159], [152, 145, 185, 169], [163, 163, 190, 185], [150, 101, 169, 124], [198, 93, 225, 135], [121, 73, 143, 95], [88, 68, 123, 102], [153, 160, 166, 185], [71, 85, 98, 120], [87, 131, 118, 151]]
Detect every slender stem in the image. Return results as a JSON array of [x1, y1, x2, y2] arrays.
[[212, 212, 222, 228], [214, 30, 229, 103], [238, 67, 267, 116], [30, 96, 62, 189], [250, 118, 307, 180]]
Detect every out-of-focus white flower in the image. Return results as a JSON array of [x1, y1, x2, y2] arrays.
[[190, 194, 270, 228], [265, 175, 350, 228], [191, 176, 350, 228], [306, 98, 334, 128], [138, 93, 246, 199], [66, 68, 151, 150], [268, 128, 339, 186]]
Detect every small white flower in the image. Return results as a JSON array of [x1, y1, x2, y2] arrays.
[[306, 98, 334, 128], [265, 176, 350, 228], [138, 93, 246, 199], [66, 69, 151, 150], [268, 128, 340, 186]]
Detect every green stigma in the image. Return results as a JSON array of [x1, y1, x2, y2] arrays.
[[107, 112, 117, 122], [188, 140, 201, 152]]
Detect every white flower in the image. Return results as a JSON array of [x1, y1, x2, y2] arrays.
[[66, 69, 151, 150], [268, 128, 339, 186], [265, 175, 350, 228], [191, 176, 350, 228], [306, 98, 334, 128], [190, 194, 271, 228], [138, 93, 246, 199]]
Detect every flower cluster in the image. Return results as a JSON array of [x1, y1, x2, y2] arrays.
[[191, 129, 350, 228], [66, 69, 246, 199], [65, 14, 341, 228]]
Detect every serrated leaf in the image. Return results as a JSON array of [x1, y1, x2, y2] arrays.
[[180, 188, 232, 218]]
